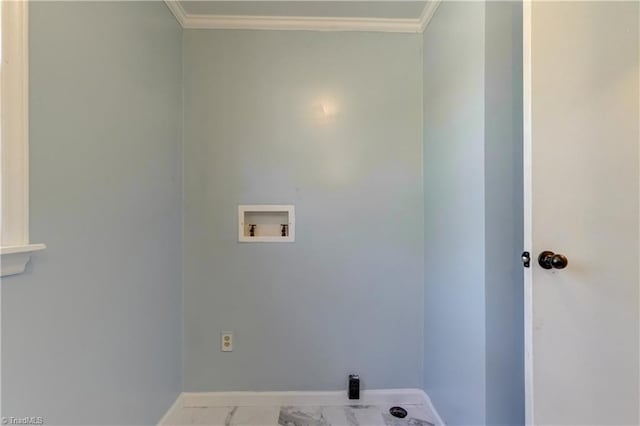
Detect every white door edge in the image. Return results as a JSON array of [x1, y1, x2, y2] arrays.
[[522, 1, 534, 425], [637, 2, 640, 422]]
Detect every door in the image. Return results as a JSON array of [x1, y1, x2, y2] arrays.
[[525, 1, 640, 425]]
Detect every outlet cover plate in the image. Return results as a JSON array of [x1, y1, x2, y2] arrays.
[[221, 332, 233, 352]]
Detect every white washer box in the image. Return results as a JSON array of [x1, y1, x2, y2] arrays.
[[238, 205, 295, 243]]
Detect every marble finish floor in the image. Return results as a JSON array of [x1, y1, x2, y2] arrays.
[[163, 404, 436, 426]]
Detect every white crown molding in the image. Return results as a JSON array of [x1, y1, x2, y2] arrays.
[[183, 14, 421, 32], [164, 1, 441, 33], [164, 0, 187, 27], [419, 0, 442, 33]]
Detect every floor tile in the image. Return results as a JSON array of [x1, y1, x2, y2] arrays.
[[320, 406, 351, 425], [163, 403, 437, 426], [382, 404, 435, 426], [278, 406, 329, 426], [346, 405, 386, 425], [164, 406, 235, 426], [230, 406, 281, 425], [380, 405, 435, 426]]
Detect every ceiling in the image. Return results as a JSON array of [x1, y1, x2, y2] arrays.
[[178, 1, 429, 20]]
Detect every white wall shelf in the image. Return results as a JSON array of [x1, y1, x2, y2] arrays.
[[0, 244, 46, 277], [238, 205, 295, 243]]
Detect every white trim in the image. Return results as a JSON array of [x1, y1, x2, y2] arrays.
[[522, 1, 534, 425], [163, 0, 440, 33], [1, 0, 45, 278], [420, 390, 445, 426], [418, 0, 442, 33], [182, 389, 426, 408], [1, 0, 29, 247], [0, 244, 46, 277], [157, 393, 184, 426], [183, 15, 420, 33], [164, 0, 187, 28]]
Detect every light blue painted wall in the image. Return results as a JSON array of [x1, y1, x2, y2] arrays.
[[2, 2, 183, 425], [423, 2, 487, 424], [484, 2, 524, 425], [423, 1, 524, 425], [182, 30, 424, 391], [1, 4, 526, 422]]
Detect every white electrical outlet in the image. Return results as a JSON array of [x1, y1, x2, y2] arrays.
[[221, 332, 233, 352]]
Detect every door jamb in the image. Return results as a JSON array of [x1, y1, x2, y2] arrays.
[[523, 1, 534, 425]]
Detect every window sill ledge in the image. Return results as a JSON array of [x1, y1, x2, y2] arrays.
[[1, 244, 46, 277]]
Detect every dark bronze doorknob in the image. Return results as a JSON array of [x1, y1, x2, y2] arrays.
[[538, 251, 568, 270]]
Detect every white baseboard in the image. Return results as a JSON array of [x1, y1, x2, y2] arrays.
[[157, 392, 184, 426], [182, 388, 425, 408], [419, 391, 445, 426], [159, 389, 445, 425]]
